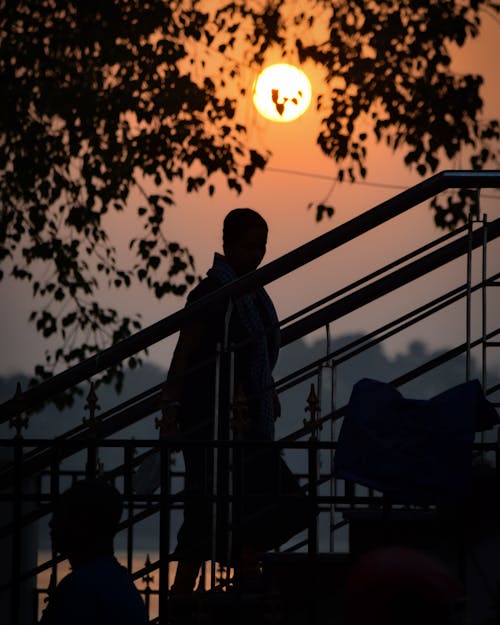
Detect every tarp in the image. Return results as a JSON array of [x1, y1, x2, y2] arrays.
[[334, 379, 498, 503]]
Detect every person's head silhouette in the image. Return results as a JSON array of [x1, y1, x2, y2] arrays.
[[50, 479, 122, 568], [223, 208, 268, 276]]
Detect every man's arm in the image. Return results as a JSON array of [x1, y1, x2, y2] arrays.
[[158, 319, 206, 436]]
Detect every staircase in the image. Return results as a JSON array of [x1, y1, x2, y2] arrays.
[[1, 170, 500, 625]]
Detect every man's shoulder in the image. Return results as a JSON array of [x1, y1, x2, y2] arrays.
[[187, 275, 222, 303], [58, 557, 132, 592], [45, 558, 147, 624]]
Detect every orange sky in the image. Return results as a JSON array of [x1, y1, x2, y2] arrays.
[[1, 11, 499, 378]]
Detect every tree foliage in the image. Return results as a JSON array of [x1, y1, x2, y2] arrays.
[[0, 0, 498, 393]]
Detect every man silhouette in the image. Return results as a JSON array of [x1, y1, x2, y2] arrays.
[[39, 479, 148, 625]]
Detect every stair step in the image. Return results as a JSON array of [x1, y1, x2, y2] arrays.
[[165, 556, 352, 625], [167, 590, 280, 625]]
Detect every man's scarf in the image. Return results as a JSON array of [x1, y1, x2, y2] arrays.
[[207, 253, 280, 439]]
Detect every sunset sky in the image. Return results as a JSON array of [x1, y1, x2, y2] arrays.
[[1, 9, 499, 380]]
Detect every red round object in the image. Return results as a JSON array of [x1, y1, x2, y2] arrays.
[[345, 547, 463, 625]]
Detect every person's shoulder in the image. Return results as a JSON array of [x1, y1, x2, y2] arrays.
[[84, 556, 133, 584], [186, 275, 224, 306], [59, 557, 127, 591], [40, 568, 98, 624], [69, 558, 147, 621], [41, 558, 147, 625], [55, 568, 89, 593]]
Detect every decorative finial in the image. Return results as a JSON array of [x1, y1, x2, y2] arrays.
[[83, 381, 100, 430], [143, 554, 155, 588], [303, 383, 322, 438]]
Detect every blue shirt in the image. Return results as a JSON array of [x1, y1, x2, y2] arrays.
[[39, 556, 148, 625]]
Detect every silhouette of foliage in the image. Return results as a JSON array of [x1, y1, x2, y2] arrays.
[[0, 0, 498, 397], [0, 0, 268, 396]]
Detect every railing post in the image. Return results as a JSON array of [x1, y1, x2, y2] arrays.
[[48, 440, 61, 612], [9, 382, 28, 625], [481, 211, 488, 455], [83, 381, 100, 480], [211, 341, 222, 590], [158, 437, 171, 623], [304, 383, 321, 556], [124, 443, 135, 573], [225, 340, 236, 587], [210, 301, 233, 589], [304, 382, 321, 625], [466, 214, 474, 382], [85, 442, 97, 480], [11, 436, 22, 625], [325, 323, 339, 553]]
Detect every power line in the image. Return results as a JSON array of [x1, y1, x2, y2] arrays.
[[266, 166, 500, 199], [267, 166, 407, 190]]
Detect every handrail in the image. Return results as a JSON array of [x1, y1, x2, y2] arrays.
[[276, 284, 471, 393], [281, 216, 500, 344], [3, 220, 495, 443], [279, 222, 469, 328], [1, 169, 499, 420], [0, 222, 498, 488]]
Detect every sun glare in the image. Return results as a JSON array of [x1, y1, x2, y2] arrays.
[[253, 63, 312, 123]]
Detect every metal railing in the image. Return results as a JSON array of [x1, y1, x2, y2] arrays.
[[0, 171, 499, 625], [1, 169, 499, 421]]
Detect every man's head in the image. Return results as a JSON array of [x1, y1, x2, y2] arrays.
[[222, 208, 268, 276], [50, 479, 123, 563]]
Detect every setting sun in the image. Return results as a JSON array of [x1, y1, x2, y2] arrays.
[[253, 63, 312, 123]]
